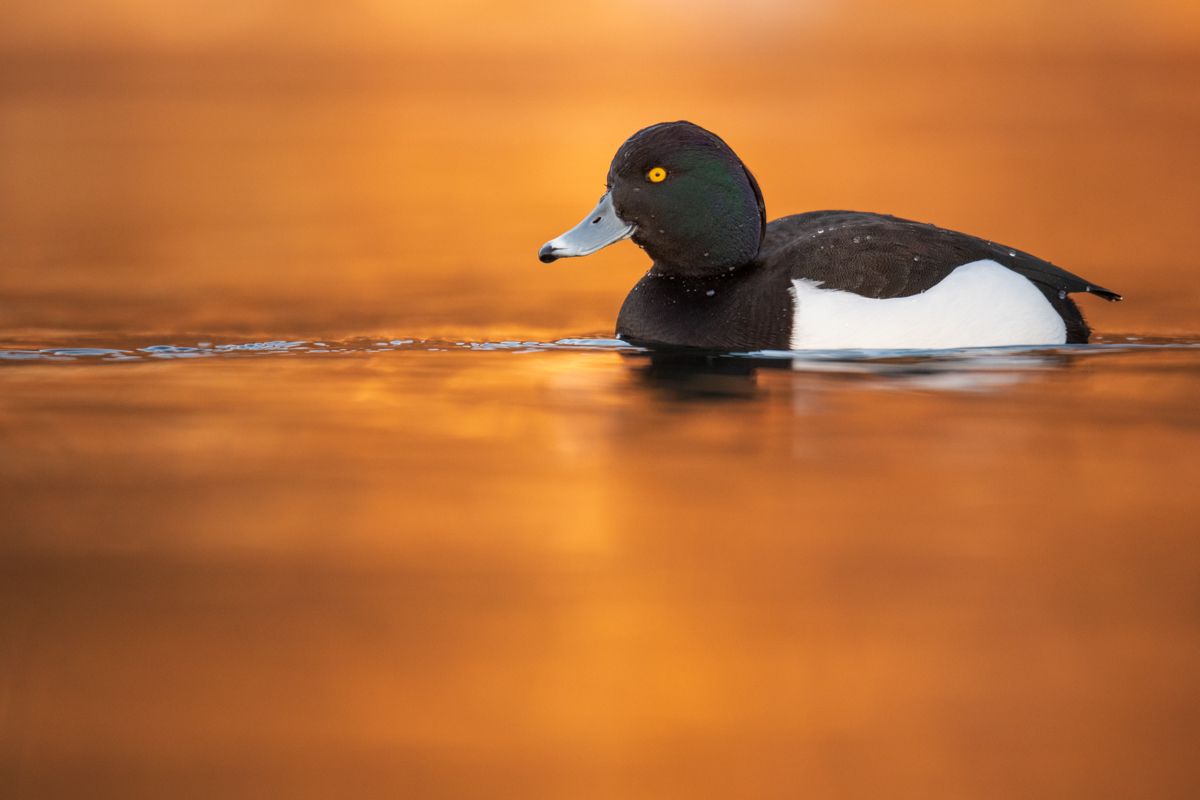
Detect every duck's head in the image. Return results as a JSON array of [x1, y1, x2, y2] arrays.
[[538, 121, 766, 276]]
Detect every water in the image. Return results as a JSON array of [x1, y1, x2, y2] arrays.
[[3, 331, 1199, 797]]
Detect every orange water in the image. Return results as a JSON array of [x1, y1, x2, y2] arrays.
[[3, 3, 1200, 797]]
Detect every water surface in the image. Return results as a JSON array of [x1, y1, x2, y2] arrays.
[[2, 333, 1199, 798]]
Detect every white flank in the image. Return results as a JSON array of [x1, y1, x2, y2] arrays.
[[789, 260, 1067, 349]]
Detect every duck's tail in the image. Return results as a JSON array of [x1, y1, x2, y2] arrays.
[[1084, 283, 1123, 302]]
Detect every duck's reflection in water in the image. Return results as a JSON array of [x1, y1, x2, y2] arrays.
[[623, 352, 763, 402], [624, 348, 1069, 403]]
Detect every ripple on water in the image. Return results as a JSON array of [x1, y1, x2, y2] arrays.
[[0, 334, 1197, 384], [0, 337, 640, 363]]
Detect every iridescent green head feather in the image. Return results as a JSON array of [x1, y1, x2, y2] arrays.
[[539, 121, 766, 276]]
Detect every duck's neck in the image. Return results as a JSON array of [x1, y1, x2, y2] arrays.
[[639, 238, 761, 279]]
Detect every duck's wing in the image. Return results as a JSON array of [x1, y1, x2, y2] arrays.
[[763, 211, 1121, 301]]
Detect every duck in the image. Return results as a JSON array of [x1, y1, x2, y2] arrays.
[[538, 121, 1121, 351]]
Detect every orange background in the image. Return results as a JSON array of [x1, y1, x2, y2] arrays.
[[2, 0, 1198, 339]]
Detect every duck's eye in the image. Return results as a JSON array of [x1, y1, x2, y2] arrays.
[[647, 166, 667, 183]]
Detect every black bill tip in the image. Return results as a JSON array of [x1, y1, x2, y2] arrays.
[[538, 244, 560, 263]]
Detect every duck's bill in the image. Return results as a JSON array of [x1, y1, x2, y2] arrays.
[[538, 192, 634, 263]]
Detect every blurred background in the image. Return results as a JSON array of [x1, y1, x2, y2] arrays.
[[2, 3, 1200, 800], [2, 0, 1197, 339]]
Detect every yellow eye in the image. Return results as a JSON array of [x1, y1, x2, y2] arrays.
[[647, 166, 667, 183]]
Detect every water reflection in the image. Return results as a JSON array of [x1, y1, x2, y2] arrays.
[[3, 333, 1200, 799], [625, 348, 1073, 401], [4, 336, 1198, 406], [625, 352, 762, 403]]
